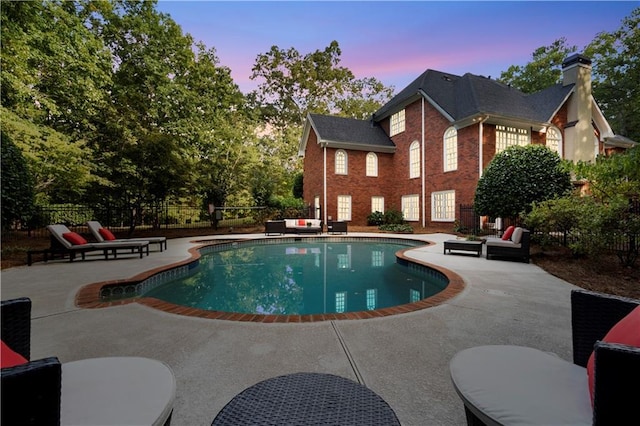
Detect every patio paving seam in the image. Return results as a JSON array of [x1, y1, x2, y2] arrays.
[[331, 320, 365, 386]]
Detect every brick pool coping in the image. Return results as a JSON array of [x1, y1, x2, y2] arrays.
[[75, 237, 466, 322]]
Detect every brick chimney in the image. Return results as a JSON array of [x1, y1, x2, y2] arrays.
[[562, 54, 596, 162]]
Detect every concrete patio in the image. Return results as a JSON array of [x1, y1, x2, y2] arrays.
[[0, 232, 580, 425]]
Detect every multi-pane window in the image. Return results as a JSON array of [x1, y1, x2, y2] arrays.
[[335, 292, 347, 313], [496, 125, 529, 153], [335, 150, 347, 175], [371, 250, 384, 267], [337, 195, 352, 221], [432, 190, 455, 222], [371, 196, 384, 214], [402, 194, 419, 221], [546, 126, 562, 156], [444, 127, 458, 171], [366, 152, 378, 176], [409, 141, 420, 178], [390, 109, 405, 136], [410, 289, 421, 303], [366, 289, 377, 310]]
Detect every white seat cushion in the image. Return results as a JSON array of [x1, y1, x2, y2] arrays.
[[61, 357, 176, 426], [450, 345, 591, 425]]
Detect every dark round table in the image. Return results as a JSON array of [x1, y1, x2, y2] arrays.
[[212, 372, 401, 425]]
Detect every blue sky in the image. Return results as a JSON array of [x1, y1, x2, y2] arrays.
[[156, 1, 638, 94]]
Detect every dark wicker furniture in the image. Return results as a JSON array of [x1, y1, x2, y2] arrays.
[[486, 229, 530, 263], [264, 220, 287, 235], [212, 372, 400, 425], [327, 220, 348, 234], [450, 289, 640, 425], [444, 240, 483, 257]]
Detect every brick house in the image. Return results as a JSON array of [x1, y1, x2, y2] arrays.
[[299, 54, 633, 227]]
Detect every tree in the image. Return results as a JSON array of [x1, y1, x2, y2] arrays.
[[1, 130, 35, 230], [573, 146, 640, 201], [474, 145, 573, 218], [498, 38, 576, 93], [585, 7, 640, 142]]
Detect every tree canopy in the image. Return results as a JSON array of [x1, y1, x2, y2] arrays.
[[474, 145, 573, 218]]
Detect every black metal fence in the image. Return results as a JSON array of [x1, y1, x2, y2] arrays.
[[7, 204, 315, 239]]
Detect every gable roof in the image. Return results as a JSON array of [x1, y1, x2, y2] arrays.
[[299, 113, 395, 156], [373, 69, 574, 127]]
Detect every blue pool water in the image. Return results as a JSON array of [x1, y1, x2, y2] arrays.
[[143, 241, 448, 315]]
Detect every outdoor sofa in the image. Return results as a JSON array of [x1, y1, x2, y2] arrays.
[[1, 297, 176, 426], [485, 226, 530, 263], [87, 220, 167, 252], [449, 289, 640, 425], [265, 219, 323, 235]]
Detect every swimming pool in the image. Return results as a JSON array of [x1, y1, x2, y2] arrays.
[[140, 240, 449, 316]]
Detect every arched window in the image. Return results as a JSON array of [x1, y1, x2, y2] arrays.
[[335, 150, 347, 175], [409, 141, 420, 178], [366, 152, 378, 177], [546, 126, 562, 157], [444, 127, 458, 171]]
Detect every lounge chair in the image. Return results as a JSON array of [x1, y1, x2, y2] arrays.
[[449, 289, 640, 425], [1, 297, 176, 425], [87, 220, 167, 251], [46, 224, 150, 262]]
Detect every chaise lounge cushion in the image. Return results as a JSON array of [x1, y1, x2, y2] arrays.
[[586, 305, 640, 403], [62, 232, 88, 246]]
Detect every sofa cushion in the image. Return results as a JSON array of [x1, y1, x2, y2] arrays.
[[298, 219, 306, 226], [98, 228, 117, 241], [502, 226, 515, 241], [511, 227, 523, 244], [450, 345, 591, 425], [586, 305, 640, 404], [1, 340, 28, 368], [63, 232, 88, 246], [485, 239, 521, 249]]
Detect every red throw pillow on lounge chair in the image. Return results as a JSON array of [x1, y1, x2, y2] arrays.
[[298, 219, 306, 226], [99, 228, 117, 241], [63, 232, 88, 246], [586, 305, 640, 405], [1, 340, 28, 368], [502, 226, 515, 241]]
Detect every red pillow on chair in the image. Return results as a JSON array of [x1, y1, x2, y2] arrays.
[[298, 219, 306, 226], [586, 305, 640, 405], [62, 232, 88, 246], [98, 228, 116, 241], [1, 340, 28, 368], [502, 226, 515, 241]]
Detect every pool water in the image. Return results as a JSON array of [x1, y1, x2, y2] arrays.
[[144, 241, 448, 315]]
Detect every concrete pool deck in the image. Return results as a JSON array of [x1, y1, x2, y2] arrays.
[[1, 232, 580, 425]]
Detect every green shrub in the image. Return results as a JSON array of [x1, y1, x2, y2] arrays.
[[379, 223, 413, 233], [383, 209, 404, 225], [367, 211, 384, 226]]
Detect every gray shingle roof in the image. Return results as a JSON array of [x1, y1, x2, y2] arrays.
[[373, 69, 574, 124], [309, 114, 395, 151]]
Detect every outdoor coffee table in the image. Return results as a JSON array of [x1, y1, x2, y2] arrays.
[[211, 372, 401, 425], [444, 240, 484, 257]]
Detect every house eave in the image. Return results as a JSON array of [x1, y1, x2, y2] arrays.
[[323, 140, 396, 153]]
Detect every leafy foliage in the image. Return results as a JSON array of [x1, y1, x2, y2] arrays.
[[367, 211, 384, 226], [1, 130, 35, 230], [474, 145, 573, 218]]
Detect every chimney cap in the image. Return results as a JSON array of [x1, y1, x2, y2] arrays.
[[562, 54, 592, 68]]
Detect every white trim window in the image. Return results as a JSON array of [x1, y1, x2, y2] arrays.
[[402, 194, 419, 221], [409, 141, 420, 178], [496, 125, 529, 153], [444, 127, 458, 171], [432, 190, 455, 222], [390, 109, 405, 136], [335, 149, 347, 175], [335, 291, 347, 313], [371, 196, 384, 214], [546, 126, 562, 157], [366, 152, 378, 177], [366, 289, 377, 310], [337, 195, 352, 221]]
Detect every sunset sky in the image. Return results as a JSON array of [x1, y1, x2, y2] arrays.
[[156, 1, 638, 94]]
